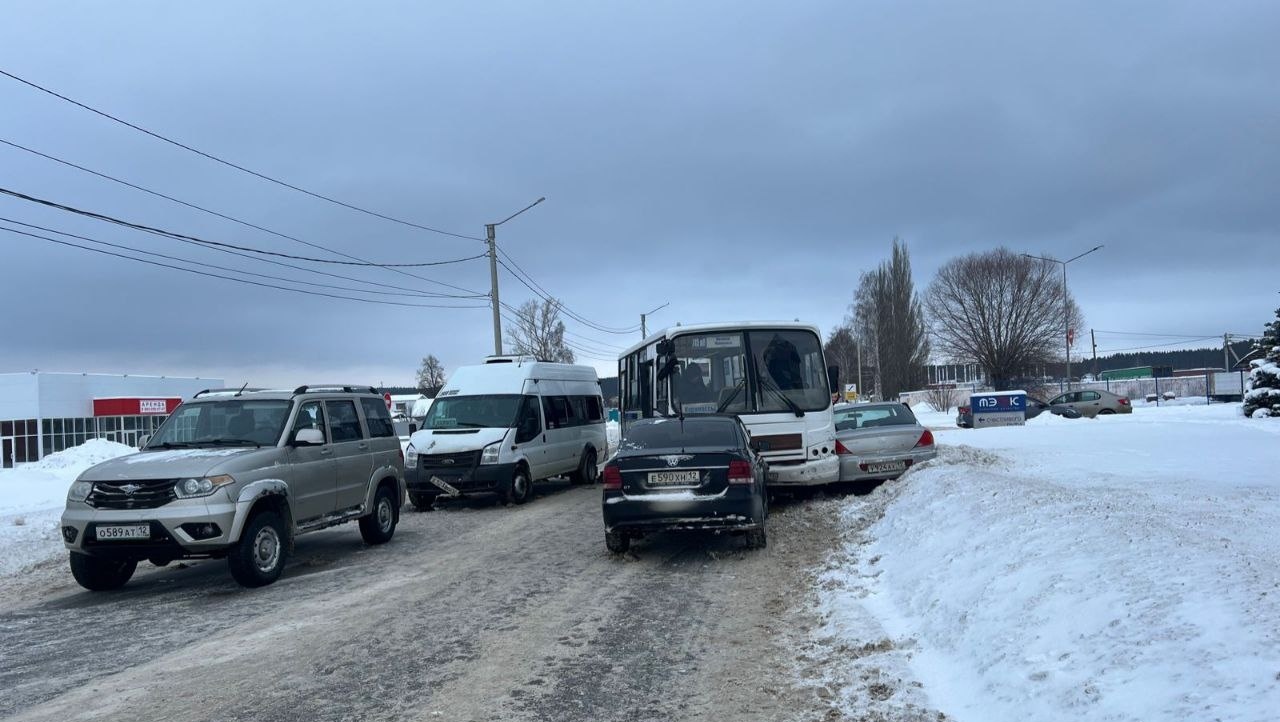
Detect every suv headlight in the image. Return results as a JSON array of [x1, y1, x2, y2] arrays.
[[405, 444, 417, 469], [480, 441, 501, 465], [174, 475, 236, 499], [68, 480, 93, 502]]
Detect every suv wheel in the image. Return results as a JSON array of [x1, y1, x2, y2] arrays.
[[605, 530, 630, 554], [570, 449, 598, 484], [360, 484, 398, 545], [504, 466, 533, 505], [69, 552, 137, 591], [409, 492, 436, 511], [745, 526, 768, 550], [228, 510, 288, 588]]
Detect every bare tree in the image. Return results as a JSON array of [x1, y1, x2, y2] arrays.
[[851, 239, 930, 400], [924, 248, 1083, 389], [416, 355, 446, 394], [823, 324, 859, 395], [506, 298, 576, 363], [923, 385, 959, 413]]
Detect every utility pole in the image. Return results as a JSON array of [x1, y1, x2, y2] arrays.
[[484, 197, 546, 356], [1224, 333, 1230, 371], [1021, 245, 1104, 391], [640, 302, 669, 340], [1091, 328, 1098, 377]]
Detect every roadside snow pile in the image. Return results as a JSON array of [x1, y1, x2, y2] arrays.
[[818, 403, 1280, 722], [0, 439, 135, 577]]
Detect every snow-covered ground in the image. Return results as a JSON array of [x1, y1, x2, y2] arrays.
[[818, 403, 1280, 721], [0, 439, 135, 577]]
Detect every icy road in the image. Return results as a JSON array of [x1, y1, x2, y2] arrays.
[[0, 482, 898, 722]]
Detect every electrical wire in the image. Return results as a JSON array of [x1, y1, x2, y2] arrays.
[[497, 300, 625, 356], [0, 224, 490, 309], [0, 216, 470, 301], [0, 186, 482, 267], [497, 311, 616, 362], [1094, 336, 1223, 354], [0, 69, 484, 241], [496, 250, 640, 334]]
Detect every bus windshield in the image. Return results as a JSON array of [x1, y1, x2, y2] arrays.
[[669, 329, 829, 414]]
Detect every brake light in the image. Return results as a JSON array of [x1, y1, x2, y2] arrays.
[[835, 439, 853, 455], [915, 429, 934, 447], [728, 460, 753, 485], [603, 465, 622, 490], [1118, 398, 1131, 406]]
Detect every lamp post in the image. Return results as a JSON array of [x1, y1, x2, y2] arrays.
[[485, 197, 545, 355], [1021, 245, 1103, 390]]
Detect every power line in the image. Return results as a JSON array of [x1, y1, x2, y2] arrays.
[[0, 69, 484, 241], [497, 300, 625, 355], [496, 252, 640, 334], [1095, 336, 1223, 354], [0, 224, 490, 309], [0, 216, 473, 301], [1093, 329, 1255, 339], [0, 185, 482, 267], [497, 311, 615, 362]]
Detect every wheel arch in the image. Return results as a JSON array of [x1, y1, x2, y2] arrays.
[[229, 479, 292, 542]]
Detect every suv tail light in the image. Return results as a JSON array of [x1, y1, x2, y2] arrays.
[[1118, 398, 1131, 406], [915, 429, 935, 447], [835, 439, 853, 455], [728, 460, 753, 485], [958, 405, 970, 414], [602, 465, 622, 490]]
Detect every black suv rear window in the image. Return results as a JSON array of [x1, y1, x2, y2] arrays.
[[622, 419, 739, 450]]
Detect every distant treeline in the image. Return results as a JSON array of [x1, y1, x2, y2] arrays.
[[1090, 341, 1254, 374]]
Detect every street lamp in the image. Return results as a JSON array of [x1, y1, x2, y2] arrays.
[[485, 197, 546, 355], [1021, 245, 1103, 390]]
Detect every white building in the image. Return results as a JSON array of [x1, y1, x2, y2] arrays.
[[0, 372, 223, 468]]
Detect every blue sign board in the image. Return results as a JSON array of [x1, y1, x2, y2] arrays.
[[969, 391, 1027, 428]]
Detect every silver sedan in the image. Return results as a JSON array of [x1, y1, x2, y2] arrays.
[[833, 402, 937, 482]]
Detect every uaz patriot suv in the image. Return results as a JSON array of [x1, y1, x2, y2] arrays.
[[60, 385, 405, 590]]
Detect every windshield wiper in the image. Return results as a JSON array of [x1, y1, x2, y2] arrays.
[[758, 374, 805, 417], [716, 377, 748, 413], [150, 441, 194, 449], [202, 438, 262, 447]]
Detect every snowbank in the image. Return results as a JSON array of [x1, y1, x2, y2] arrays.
[[818, 403, 1280, 722], [0, 439, 135, 577]]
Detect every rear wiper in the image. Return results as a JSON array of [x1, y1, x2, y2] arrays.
[[203, 438, 261, 447], [758, 375, 805, 417]]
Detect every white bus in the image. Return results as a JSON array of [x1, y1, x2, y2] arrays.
[[617, 322, 840, 488]]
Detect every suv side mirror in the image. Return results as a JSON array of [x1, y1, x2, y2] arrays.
[[408, 423, 418, 434], [293, 428, 325, 446], [827, 365, 841, 395]]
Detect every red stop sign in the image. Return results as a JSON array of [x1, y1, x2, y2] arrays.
[[384, 392, 392, 410]]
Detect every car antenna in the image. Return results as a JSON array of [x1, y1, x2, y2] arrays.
[[234, 381, 249, 397]]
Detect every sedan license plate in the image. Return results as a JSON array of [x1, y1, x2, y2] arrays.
[[648, 470, 700, 487], [865, 461, 907, 474], [95, 524, 150, 541]]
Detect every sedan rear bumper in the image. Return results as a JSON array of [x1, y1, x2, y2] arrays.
[[837, 447, 938, 482], [602, 488, 762, 533]]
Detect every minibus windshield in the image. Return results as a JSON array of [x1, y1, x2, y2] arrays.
[[422, 395, 523, 429]]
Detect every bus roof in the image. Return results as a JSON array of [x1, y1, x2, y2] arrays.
[[618, 321, 823, 359]]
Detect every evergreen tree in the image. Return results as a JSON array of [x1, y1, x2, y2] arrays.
[[1243, 307, 1280, 418]]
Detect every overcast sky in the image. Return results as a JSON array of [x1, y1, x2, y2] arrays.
[[2, 1, 1277, 387]]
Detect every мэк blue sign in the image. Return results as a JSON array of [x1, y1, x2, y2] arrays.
[[969, 391, 1027, 428]]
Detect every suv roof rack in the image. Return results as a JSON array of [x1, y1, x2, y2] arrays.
[[292, 385, 380, 396], [192, 388, 265, 398]]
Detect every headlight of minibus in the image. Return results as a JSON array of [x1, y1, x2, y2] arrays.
[[405, 444, 417, 469], [480, 442, 501, 465], [67, 480, 93, 502], [173, 475, 236, 499]]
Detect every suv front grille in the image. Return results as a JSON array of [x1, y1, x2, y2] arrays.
[[87, 479, 178, 509], [418, 450, 481, 469]]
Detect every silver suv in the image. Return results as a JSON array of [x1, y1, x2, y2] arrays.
[[60, 385, 406, 590]]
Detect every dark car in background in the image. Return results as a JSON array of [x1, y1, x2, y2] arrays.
[[956, 396, 1083, 428], [601, 415, 768, 554]]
